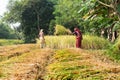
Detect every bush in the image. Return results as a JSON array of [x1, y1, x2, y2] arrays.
[[0, 22, 17, 39], [54, 25, 72, 35], [106, 37, 120, 60]]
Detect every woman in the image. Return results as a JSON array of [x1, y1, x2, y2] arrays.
[[73, 27, 83, 48], [39, 29, 45, 48]]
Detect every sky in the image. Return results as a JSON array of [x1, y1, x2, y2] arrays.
[[0, 0, 20, 28], [0, 0, 9, 16]]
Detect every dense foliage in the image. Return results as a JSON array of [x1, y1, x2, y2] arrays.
[[4, 0, 54, 43], [52, 0, 120, 41], [106, 37, 120, 60], [3, 0, 120, 42], [0, 22, 17, 39]]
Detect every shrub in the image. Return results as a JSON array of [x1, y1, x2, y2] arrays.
[[54, 25, 72, 35], [106, 37, 120, 60]]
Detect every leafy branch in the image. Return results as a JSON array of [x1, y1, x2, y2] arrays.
[[97, 0, 114, 9]]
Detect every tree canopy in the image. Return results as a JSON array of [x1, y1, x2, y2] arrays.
[[0, 21, 17, 39], [4, 0, 54, 43]]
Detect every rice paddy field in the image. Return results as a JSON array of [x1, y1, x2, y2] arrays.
[[0, 39, 23, 46], [38, 35, 110, 49], [0, 35, 120, 80]]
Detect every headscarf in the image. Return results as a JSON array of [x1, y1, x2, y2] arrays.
[[74, 27, 80, 33]]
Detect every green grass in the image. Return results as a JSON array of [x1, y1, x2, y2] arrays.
[[0, 39, 24, 46]]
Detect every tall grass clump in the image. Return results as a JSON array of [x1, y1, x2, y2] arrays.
[[45, 35, 75, 49], [54, 25, 72, 35], [82, 35, 111, 49], [106, 37, 120, 61], [0, 39, 24, 46]]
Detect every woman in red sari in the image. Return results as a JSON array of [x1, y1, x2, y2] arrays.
[[73, 27, 83, 48]]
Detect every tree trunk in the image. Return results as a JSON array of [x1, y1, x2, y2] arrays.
[[111, 31, 116, 42], [37, 13, 40, 31], [107, 28, 112, 41], [101, 29, 104, 37]]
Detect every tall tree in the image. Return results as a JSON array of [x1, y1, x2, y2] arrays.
[[4, 0, 54, 43]]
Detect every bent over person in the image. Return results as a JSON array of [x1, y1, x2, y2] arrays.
[[73, 27, 83, 48], [39, 29, 45, 48]]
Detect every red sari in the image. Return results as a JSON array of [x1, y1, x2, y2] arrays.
[[74, 28, 82, 48]]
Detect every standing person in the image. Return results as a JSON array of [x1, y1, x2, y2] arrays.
[[39, 29, 45, 48], [73, 27, 83, 48]]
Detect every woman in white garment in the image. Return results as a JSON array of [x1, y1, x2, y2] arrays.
[[39, 29, 45, 48]]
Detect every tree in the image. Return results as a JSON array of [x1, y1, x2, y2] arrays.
[[21, 0, 54, 43], [53, 0, 82, 30], [96, 0, 120, 41], [4, 0, 54, 43], [77, 0, 120, 41], [0, 21, 17, 39]]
